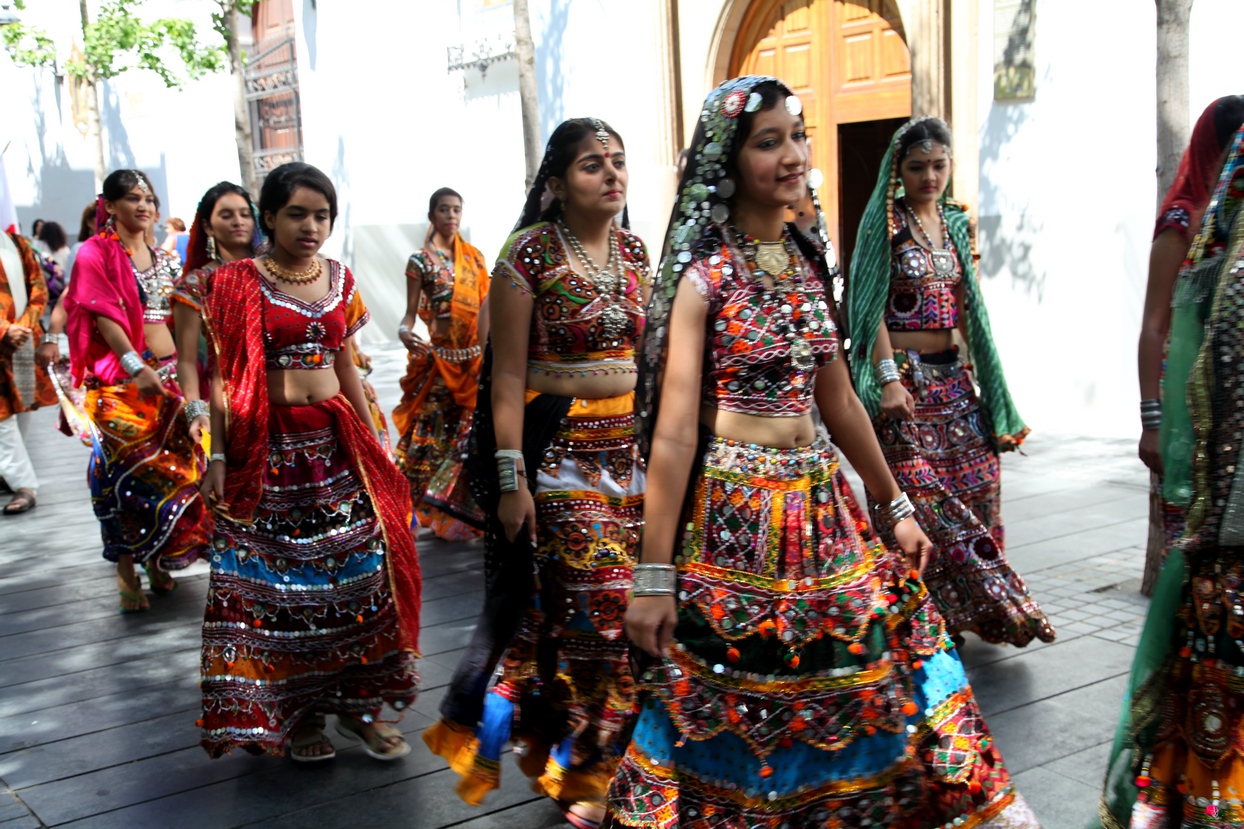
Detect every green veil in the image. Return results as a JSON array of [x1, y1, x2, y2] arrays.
[[844, 116, 1027, 449]]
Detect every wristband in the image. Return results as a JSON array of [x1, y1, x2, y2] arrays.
[[40, 333, 58, 346], [497, 455, 524, 493], [874, 492, 916, 528], [184, 400, 210, 422], [874, 358, 901, 386], [119, 350, 146, 377], [632, 563, 677, 597], [1140, 399, 1162, 431], [209, 453, 226, 464]]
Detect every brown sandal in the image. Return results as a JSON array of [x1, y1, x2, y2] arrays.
[[3, 488, 35, 515]]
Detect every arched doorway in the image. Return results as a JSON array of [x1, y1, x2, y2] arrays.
[[729, 0, 910, 272]]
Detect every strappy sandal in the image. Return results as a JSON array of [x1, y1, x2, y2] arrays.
[[334, 715, 411, 761], [3, 488, 35, 515], [143, 563, 178, 595], [117, 572, 149, 614], [289, 714, 336, 764]]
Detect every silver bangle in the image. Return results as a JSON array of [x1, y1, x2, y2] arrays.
[[209, 452, 226, 464], [632, 563, 677, 597], [40, 332, 58, 346], [184, 400, 210, 421], [497, 455, 524, 493], [875, 492, 916, 528], [495, 449, 524, 460], [397, 324, 410, 336], [1140, 399, 1162, 430], [119, 350, 145, 377], [874, 358, 901, 386]]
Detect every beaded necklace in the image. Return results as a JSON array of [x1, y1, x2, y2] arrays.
[[733, 227, 817, 375], [558, 219, 628, 340], [906, 202, 957, 277]]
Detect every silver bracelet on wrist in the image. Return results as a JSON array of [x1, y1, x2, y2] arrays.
[[397, 324, 410, 337], [40, 332, 58, 346], [119, 350, 145, 377], [497, 455, 524, 494], [874, 492, 916, 528], [1140, 398, 1162, 431], [209, 452, 226, 464], [874, 358, 901, 386], [184, 400, 210, 422], [632, 563, 677, 597]]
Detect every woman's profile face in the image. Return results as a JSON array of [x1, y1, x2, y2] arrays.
[[732, 105, 809, 211], [207, 193, 255, 255], [549, 134, 628, 219], [430, 195, 462, 241], [899, 144, 952, 205]]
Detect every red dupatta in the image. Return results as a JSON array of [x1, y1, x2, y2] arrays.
[[1155, 98, 1231, 241], [203, 259, 422, 653], [64, 233, 146, 386]]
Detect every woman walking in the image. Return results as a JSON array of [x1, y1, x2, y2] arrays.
[[171, 181, 257, 445], [423, 118, 648, 826], [61, 169, 210, 609], [845, 116, 1053, 648], [608, 76, 1037, 828], [392, 187, 489, 541], [198, 162, 421, 763]]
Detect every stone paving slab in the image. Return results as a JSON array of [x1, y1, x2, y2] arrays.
[[0, 345, 1156, 828]]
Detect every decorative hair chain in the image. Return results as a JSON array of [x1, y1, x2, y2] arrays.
[[591, 117, 610, 156]]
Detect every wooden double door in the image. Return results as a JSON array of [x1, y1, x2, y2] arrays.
[[731, 0, 911, 273]]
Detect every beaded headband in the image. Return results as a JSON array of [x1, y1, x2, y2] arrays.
[[893, 115, 952, 159]]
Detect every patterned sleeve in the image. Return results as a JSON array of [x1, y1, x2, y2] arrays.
[[492, 226, 546, 296], [1155, 206, 1193, 240], [342, 265, 370, 338], [683, 258, 719, 309], [171, 267, 210, 312], [620, 229, 652, 288], [408, 252, 452, 319]]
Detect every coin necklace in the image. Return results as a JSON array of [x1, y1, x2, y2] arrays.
[[558, 219, 628, 342], [733, 227, 818, 375], [906, 202, 957, 277], [264, 254, 322, 285]]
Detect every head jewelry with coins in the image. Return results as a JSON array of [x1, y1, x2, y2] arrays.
[[513, 117, 628, 232], [636, 75, 823, 456]]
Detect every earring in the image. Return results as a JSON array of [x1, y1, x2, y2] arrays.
[[206, 235, 217, 261]]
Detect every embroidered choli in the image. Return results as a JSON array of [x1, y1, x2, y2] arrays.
[[406, 248, 456, 321], [885, 200, 961, 331], [686, 237, 839, 417], [170, 262, 219, 313], [258, 260, 368, 370], [495, 222, 649, 377], [136, 248, 180, 324]]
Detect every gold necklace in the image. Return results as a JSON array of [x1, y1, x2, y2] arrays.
[[264, 255, 322, 285]]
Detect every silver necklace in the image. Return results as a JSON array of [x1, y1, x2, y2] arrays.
[[906, 203, 957, 277], [733, 228, 818, 376], [558, 219, 628, 341]]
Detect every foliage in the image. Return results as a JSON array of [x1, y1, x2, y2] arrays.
[[2, 1, 56, 67], [211, 0, 255, 44]]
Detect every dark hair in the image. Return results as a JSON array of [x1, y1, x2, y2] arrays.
[[102, 169, 159, 211], [166, 217, 186, 232], [731, 81, 792, 166], [30, 219, 43, 236], [428, 187, 463, 218], [257, 162, 338, 241], [38, 221, 67, 251], [77, 202, 96, 241], [896, 119, 954, 160], [197, 181, 254, 230], [256, 160, 335, 238], [514, 117, 627, 231], [1214, 95, 1244, 150]]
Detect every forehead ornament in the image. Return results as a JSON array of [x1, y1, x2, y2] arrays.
[[591, 117, 610, 156], [785, 96, 803, 116], [133, 173, 150, 194]]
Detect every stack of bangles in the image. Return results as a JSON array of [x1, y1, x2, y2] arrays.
[[184, 400, 210, 422], [632, 563, 676, 598], [874, 358, 901, 386], [873, 492, 916, 529], [1140, 399, 1161, 431], [119, 350, 146, 378], [496, 449, 525, 493]]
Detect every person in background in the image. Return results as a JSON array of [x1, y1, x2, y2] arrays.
[[64, 201, 98, 280], [37, 221, 70, 275], [28, 219, 45, 253], [161, 217, 190, 263]]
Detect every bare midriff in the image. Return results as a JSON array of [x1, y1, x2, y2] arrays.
[[887, 328, 955, 354], [143, 322, 176, 360], [266, 368, 340, 406], [700, 406, 818, 449], [525, 366, 638, 401]]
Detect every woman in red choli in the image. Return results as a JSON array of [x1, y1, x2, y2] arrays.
[[198, 162, 421, 763]]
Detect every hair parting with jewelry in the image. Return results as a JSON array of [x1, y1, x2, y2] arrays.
[[895, 117, 953, 160], [513, 117, 629, 232], [257, 161, 338, 242], [101, 169, 160, 211]]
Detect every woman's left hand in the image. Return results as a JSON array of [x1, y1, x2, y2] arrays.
[[893, 516, 933, 576]]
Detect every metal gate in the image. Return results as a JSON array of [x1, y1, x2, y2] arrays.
[[244, 35, 304, 184]]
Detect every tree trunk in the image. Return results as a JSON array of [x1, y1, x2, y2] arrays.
[[80, 0, 105, 191], [223, 1, 256, 194], [513, 0, 541, 191], [1155, 0, 1194, 207]]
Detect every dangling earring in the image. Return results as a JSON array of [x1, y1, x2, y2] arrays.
[[104, 214, 116, 234], [206, 234, 218, 261]]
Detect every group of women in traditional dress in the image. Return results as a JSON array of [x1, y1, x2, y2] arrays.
[[30, 71, 1064, 826]]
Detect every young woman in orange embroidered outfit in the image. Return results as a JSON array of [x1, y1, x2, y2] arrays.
[[55, 170, 210, 610], [845, 117, 1053, 648], [608, 76, 1037, 829], [392, 187, 489, 541], [198, 162, 421, 763], [423, 118, 648, 827]]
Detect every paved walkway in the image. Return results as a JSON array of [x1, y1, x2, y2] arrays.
[[0, 345, 1149, 828]]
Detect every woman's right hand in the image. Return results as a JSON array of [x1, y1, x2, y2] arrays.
[[1139, 429, 1163, 475], [134, 366, 167, 399], [626, 595, 679, 658], [399, 328, 429, 355], [188, 414, 210, 445], [35, 340, 61, 369], [498, 488, 537, 544], [880, 381, 915, 421], [200, 460, 225, 506]]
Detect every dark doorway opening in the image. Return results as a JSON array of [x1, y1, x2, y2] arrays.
[[837, 116, 906, 281]]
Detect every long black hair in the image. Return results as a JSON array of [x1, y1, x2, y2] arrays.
[[513, 117, 629, 232]]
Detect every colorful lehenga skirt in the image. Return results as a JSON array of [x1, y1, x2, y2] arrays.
[[607, 435, 1038, 828], [872, 349, 1054, 647], [424, 392, 643, 806], [84, 356, 209, 568], [199, 400, 419, 757], [394, 369, 483, 541]]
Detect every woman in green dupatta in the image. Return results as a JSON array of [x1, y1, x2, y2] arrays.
[[1095, 125, 1244, 829], [844, 116, 1054, 648]]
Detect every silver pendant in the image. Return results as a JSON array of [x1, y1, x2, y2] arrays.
[[595, 270, 619, 294], [601, 303, 628, 339], [755, 243, 788, 278], [790, 339, 815, 371], [930, 250, 956, 277]]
